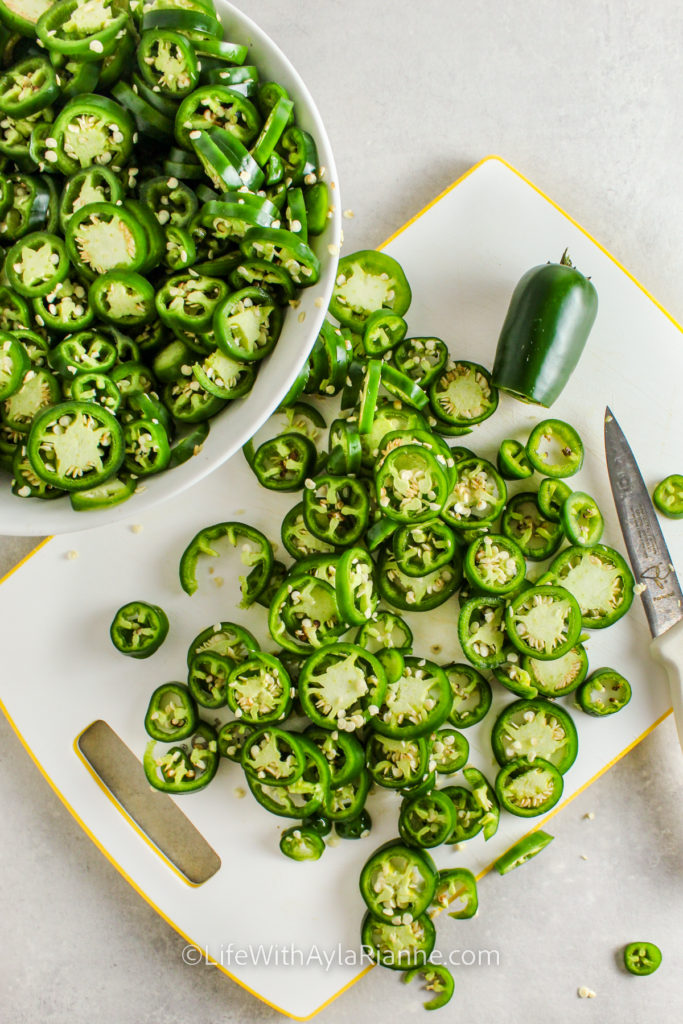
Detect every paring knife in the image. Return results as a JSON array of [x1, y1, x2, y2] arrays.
[[604, 407, 683, 751]]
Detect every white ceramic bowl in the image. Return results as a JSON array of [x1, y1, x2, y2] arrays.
[[2, 0, 340, 536]]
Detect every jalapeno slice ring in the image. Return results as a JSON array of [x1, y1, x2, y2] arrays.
[[495, 756, 564, 817], [576, 667, 632, 716], [360, 840, 437, 923], [110, 600, 169, 659], [505, 584, 583, 660], [491, 698, 579, 774], [298, 642, 387, 732], [27, 399, 123, 491], [549, 544, 635, 628], [526, 418, 584, 478]]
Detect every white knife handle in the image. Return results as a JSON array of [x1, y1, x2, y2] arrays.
[[651, 618, 683, 753]]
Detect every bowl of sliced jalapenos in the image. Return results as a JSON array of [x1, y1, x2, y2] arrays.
[[0, 0, 341, 533]]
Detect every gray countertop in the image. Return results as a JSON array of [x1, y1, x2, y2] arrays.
[[2, 1, 682, 1020]]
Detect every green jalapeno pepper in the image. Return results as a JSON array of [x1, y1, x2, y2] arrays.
[[492, 251, 598, 407]]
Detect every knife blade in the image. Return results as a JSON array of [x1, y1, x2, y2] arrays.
[[604, 407, 683, 638]]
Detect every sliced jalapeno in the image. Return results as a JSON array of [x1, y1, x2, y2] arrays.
[[110, 600, 169, 659], [576, 668, 632, 716], [526, 418, 584, 478], [491, 698, 578, 774]]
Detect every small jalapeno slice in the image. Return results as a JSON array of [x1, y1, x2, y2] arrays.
[[144, 682, 197, 742], [548, 543, 635, 628], [179, 521, 273, 603], [392, 519, 457, 577], [375, 443, 449, 523], [653, 474, 683, 518], [0, 332, 30, 400], [213, 285, 283, 362], [464, 532, 526, 595], [399, 789, 455, 848], [362, 911, 436, 971], [429, 359, 498, 427], [330, 250, 412, 333], [227, 652, 293, 725], [303, 473, 369, 546], [441, 785, 484, 841], [491, 698, 579, 774], [496, 438, 534, 479], [430, 729, 469, 774], [444, 663, 492, 728], [523, 644, 588, 697], [280, 501, 337, 559], [186, 621, 260, 668], [373, 656, 452, 740], [137, 30, 199, 98], [327, 417, 362, 474], [156, 271, 228, 332], [576, 668, 632, 716], [268, 574, 344, 654], [356, 610, 413, 653], [187, 651, 232, 709], [52, 95, 134, 176], [305, 725, 365, 788], [493, 649, 538, 699], [217, 720, 254, 762], [561, 490, 604, 546], [335, 808, 372, 840], [502, 491, 564, 560], [298, 641, 386, 732], [380, 363, 429, 410], [143, 723, 219, 794], [493, 830, 554, 875], [432, 867, 478, 921], [6, 230, 69, 298], [362, 309, 407, 356], [365, 733, 430, 789], [359, 840, 437, 923], [90, 272, 156, 328], [110, 600, 169, 659], [241, 725, 306, 787], [394, 337, 448, 389], [458, 595, 508, 669], [495, 756, 564, 817], [538, 477, 572, 521], [123, 417, 171, 477], [239, 226, 320, 287], [0, 56, 58, 117], [462, 764, 500, 839], [279, 825, 325, 861], [324, 768, 371, 822], [623, 941, 662, 976], [441, 456, 507, 530], [251, 432, 317, 492], [192, 349, 255, 400], [526, 418, 584, 478], [27, 400, 123, 491], [378, 548, 462, 612], [505, 584, 583, 661], [335, 546, 379, 626]]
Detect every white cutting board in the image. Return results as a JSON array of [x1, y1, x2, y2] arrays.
[[0, 156, 680, 1021]]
